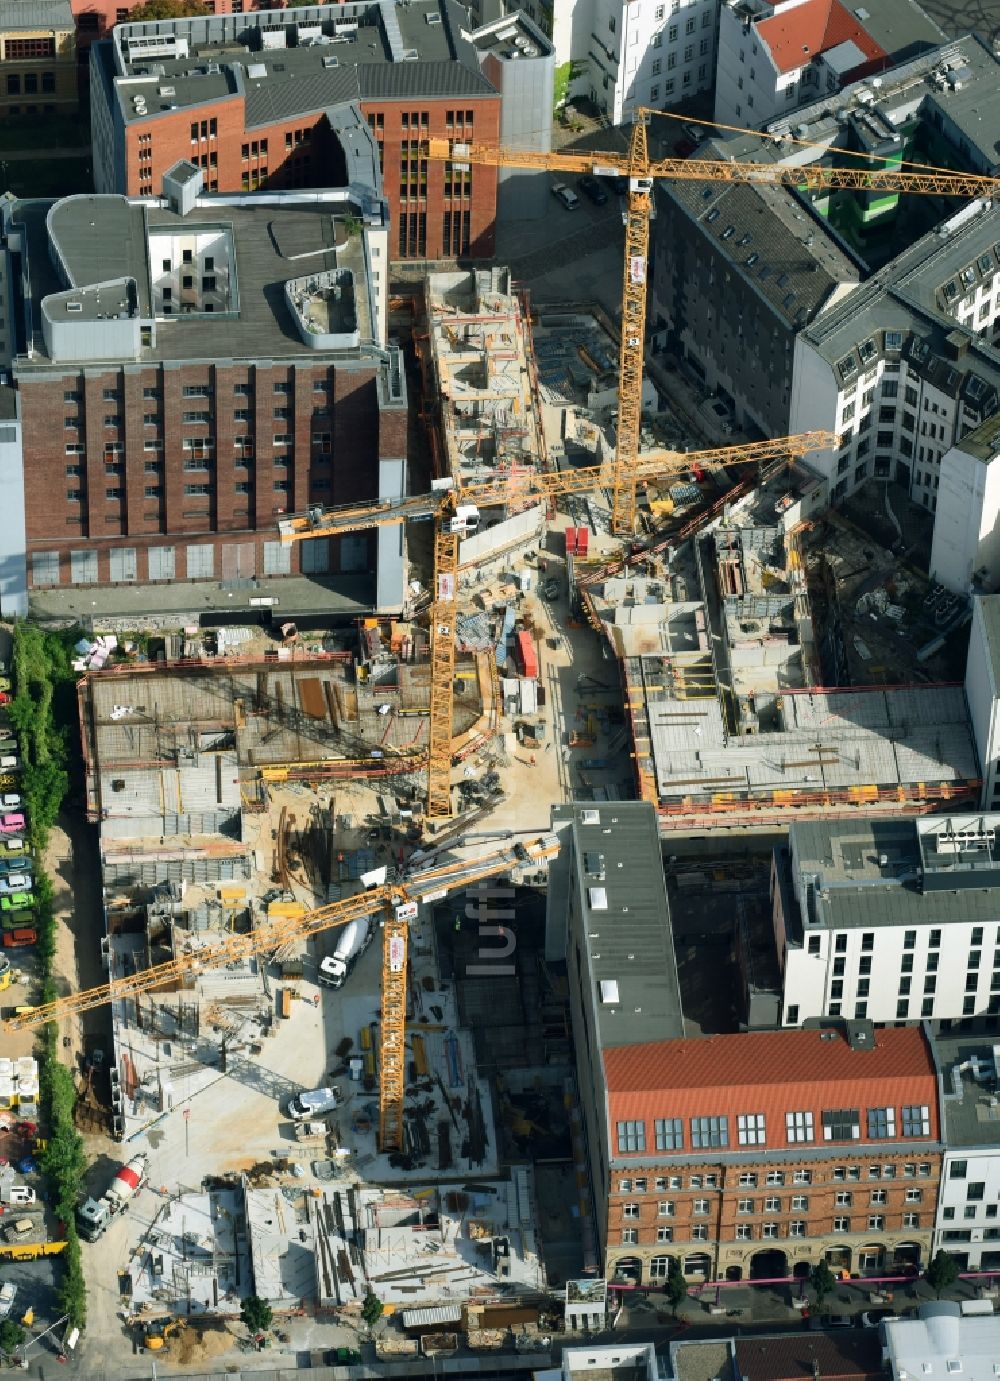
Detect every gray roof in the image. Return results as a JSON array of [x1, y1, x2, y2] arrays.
[[953, 411, 1000, 464], [663, 170, 859, 328], [14, 182, 384, 368], [848, 0, 946, 63], [933, 1033, 1000, 1150], [108, 0, 495, 127], [554, 801, 684, 1049], [0, 0, 72, 30], [786, 813, 1000, 935]]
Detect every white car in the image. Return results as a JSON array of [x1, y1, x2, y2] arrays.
[[0, 876, 31, 894], [0, 1280, 16, 1317], [6, 1186, 36, 1206]]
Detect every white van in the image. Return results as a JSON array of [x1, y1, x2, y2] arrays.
[[287, 1087, 340, 1120]]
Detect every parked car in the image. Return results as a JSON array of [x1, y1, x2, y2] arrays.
[[0, 814, 25, 834], [577, 174, 608, 205], [1, 911, 33, 931], [551, 181, 580, 210], [861, 1309, 896, 1328], [809, 1313, 853, 1330], [0, 895, 33, 913], [0, 1281, 16, 1316], [2, 929, 37, 948], [287, 1087, 341, 1120], [4, 1186, 36, 1207], [0, 795, 20, 810], [0, 858, 30, 875], [0, 877, 32, 894]]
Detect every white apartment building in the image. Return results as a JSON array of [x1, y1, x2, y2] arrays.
[[715, 0, 944, 130], [932, 1035, 1000, 1271], [500, 0, 717, 122], [774, 814, 1000, 1028], [931, 417, 1000, 594], [966, 597, 1000, 814]]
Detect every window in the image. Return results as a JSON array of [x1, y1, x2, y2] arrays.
[[187, 543, 214, 578], [655, 1118, 683, 1150], [808, 935, 821, 956], [835, 1191, 853, 1207], [693, 1199, 709, 1215], [184, 484, 211, 497], [622, 1203, 639, 1219], [143, 387, 162, 401], [786, 1111, 814, 1143], [144, 486, 163, 499], [735, 1224, 751, 1240], [658, 1201, 674, 1217], [789, 1221, 806, 1237], [619, 1180, 631, 1194], [147, 546, 174, 581], [791, 1196, 808, 1211], [902, 1105, 930, 1137], [691, 1116, 728, 1148], [764, 1196, 781, 1212], [31, 552, 59, 587], [617, 1121, 645, 1153], [739, 1173, 758, 1188], [657, 1226, 672, 1242], [903, 1212, 921, 1228], [70, 550, 98, 584], [738, 1114, 766, 1146], [765, 1170, 784, 1186], [761, 1222, 777, 1239], [950, 1161, 968, 1179], [867, 1107, 896, 1139], [868, 1215, 885, 1231], [621, 1227, 638, 1244], [823, 1109, 861, 1142], [905, 1188, 922, 1203], [833, 1216, 850, 1232], [691, 1225, 708, 1241], [634, 1179, 647, 1194], [737, 1198, 754, 1214], [870, 1189, 887, 1206], [967, 1182, 986, 1202], [793, 1170, 812, 1185]]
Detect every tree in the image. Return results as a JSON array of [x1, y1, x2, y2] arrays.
[[663, 1259, 688, 1317], [925, 1249, 960, 1299], [125, 0, 210, 19], [240, 1295, 273, 1336], [0, 1320, 25, 1355], [809, 1260, 837, 1311], [361, 1292, 384, 1329]]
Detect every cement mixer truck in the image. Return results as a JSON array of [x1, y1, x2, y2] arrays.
[[318, 916, 373, 990], [76, 1153, 148, 1241]]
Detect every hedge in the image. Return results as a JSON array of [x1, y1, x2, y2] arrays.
[[11, 624, 86, 1329]]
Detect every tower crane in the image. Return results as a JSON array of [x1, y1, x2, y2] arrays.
[[423, 114, 1000, 534], [5, 834, 562, 1152], [281, 430, 836, 818]]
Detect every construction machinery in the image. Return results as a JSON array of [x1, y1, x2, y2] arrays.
[[280, 430, 836, 820], [3, 834, 562, 1152], [141, 1317, 185, 1352], [76, 1152, 148, 1242], [423, 114, 1000, 535]]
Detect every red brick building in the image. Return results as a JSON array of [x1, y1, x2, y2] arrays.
[[593, 1026, 942, 1288], [3, 176, 408, 621], [89, 2, 552, 262]]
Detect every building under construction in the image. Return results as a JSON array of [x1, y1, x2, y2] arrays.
[[581, 517, 982, 828]]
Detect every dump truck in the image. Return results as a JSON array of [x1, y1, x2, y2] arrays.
[[76, 1153, 147, 1241], [318, 916, 373, 989]]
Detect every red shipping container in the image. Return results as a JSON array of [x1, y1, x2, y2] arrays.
[[575, 526, 590, 556], [564, 526, 578, 556], [516, 630, 539, 679]]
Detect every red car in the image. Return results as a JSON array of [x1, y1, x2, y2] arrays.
[[2, 928, 36, 948], [0, 694, 10, 706]]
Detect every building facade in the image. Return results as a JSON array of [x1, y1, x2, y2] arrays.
[[933, 1035, 1000, 1271], [714, 0, 944, 130], [0, 157, 409, 622], [0, 0, 77, 119], [89, 1, 554, 263], [931, 416, 1000, 594], [965, 598, 1000, 814], [598, 1023, 941, 1286], [775, 814, 1000, 1030]]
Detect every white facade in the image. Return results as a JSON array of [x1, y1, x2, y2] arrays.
[[715, 0, 804, 128], [935, 1145, 1000, 1268], [965, 598, 1000, 811], [931, 437, 1000, 594], [511, 0, 718, 124]]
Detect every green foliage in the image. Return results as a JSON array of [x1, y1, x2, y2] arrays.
[[925, 1248, 960, 1298], [9, 623, 82, 1329], [553, 61, 572, 111], [361, 1292, 384, 1328], [809, 1260, 837, 1308], [240, 1295, 274, 1335], [663, 1259, 688, 1315], [126, 0, 209, 18], [0, 1319, 25, 1353]]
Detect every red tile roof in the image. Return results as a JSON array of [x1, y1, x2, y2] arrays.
[[604, 1026, 939, 1152], [756, 0, 887, 76]]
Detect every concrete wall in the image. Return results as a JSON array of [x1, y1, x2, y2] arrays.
[[459, 503, 544, 566], [931, 445, 1000, 594], [478, 24, 554, 223], [965, 598, 1000, 809]]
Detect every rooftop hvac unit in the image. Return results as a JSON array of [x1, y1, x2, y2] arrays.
[[205, 60, 220, 74], [322, 54, 339, 67], [425, 12, 442, 23], [522, 43, 537, 55], [157, 85, 176, 97], [402, 47, 419, 59]]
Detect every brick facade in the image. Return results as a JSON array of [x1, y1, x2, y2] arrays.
[[121, 96, 500, 261], [20, 360, 391, 593]]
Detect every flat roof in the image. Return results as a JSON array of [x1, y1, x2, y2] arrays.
[[933, 1033, 1000, 1150], [554, 801, 684, 1049], [16, 184, 383, 367], [107, 0, 495, 127], [0, 0, 72, 31], [884, 1303, 1000, 1381]]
